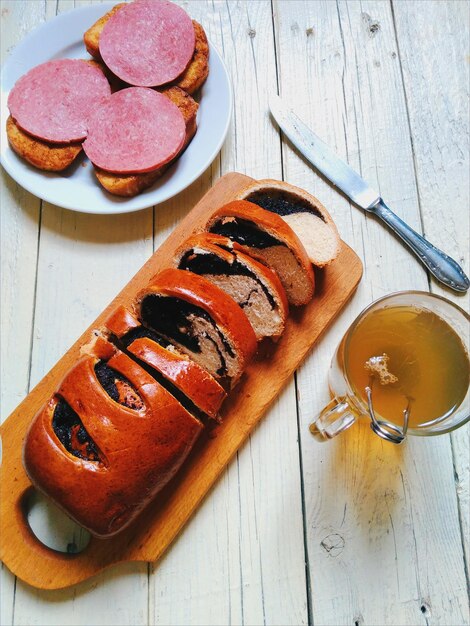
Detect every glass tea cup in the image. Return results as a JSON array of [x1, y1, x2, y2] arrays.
[[310, 291, 470, 443]]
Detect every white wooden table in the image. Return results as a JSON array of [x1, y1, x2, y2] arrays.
[[1, 1, 469, 625]]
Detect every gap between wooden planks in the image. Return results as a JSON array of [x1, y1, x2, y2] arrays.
[[0, 172, 362, 590]]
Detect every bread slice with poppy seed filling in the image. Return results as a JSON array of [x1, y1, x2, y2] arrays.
[[103, 305, 226, 419], [236, 179, 341, 267], [174, 233, 288, 341], [204, 200, 315, 306], [136, 268, 257, 390]]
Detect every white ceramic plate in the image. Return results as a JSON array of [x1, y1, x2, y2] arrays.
[[0, 3, 232, 214]]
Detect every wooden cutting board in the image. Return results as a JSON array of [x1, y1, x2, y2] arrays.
[[0, 172, 363, 590]]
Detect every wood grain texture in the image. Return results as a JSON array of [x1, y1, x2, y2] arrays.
[[0, 173, 362, 589], [150, 4, 308, 625], [392, 0, 470, 580], [274, 1, 469, 625], [1, 2, 48, 623], [1, 0, 468, 624], [1, 1, 154, 620]]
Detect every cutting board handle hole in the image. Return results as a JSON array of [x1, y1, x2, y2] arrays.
[[22, 488, 90, 554]]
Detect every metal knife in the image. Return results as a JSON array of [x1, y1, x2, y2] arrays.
[[269, 94, 469, 293]]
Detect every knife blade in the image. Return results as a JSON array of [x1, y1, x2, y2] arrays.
[[269, 94, 380, 210], [269, 94, 469, 293]]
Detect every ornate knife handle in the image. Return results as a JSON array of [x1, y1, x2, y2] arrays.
[[371, 200, 469, 293]]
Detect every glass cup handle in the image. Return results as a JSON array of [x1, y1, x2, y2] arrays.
[[309, 397, 357, 441]]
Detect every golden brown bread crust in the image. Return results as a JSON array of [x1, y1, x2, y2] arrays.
[[173, 232, 289, 340], [204, 200, 316, 306], [94, 166, 165, 198], [23, 343, 203, 537], [104, 305, 226, 418], [162, 86, 199, 126], [6, 116, 83, 172], [138, 268, 257, 386], [84, 2, 209, 95], [94, 86, 198, 197], [104, 305, 140, 338], [236, 179, 341, 267], [128, 338, 225, 419]]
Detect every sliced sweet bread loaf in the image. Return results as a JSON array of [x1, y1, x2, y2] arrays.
[[136, 268, 257, 389], [236, 179, 341, 267], [104, 305, 226, 419], [174, 233, 288, 341], [205, 200, 315, 306]]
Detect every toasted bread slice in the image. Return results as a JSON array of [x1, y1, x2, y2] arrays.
[[6, 116, 82, 172], [94, 86, 198, 197], [84, 3, 209, 95]]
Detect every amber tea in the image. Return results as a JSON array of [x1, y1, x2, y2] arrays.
[[345, 305, 470, 428]]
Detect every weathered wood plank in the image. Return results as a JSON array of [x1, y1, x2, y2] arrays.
[[274, 1, 469, 624], [392, 0, 470, 580], [1, 0, 467, 624], [1, 1, 48, 623], [4, 1, 150, 623], [149, 2, 307, 625], [0, 0, 44, 437]]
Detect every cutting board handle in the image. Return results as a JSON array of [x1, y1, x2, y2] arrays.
[[0, 451, 116, 588]]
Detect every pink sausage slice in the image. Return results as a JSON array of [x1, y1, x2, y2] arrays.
[[99, 0, 196, 87], [82, 87, 186, 174], [7, 59, 111, 143]]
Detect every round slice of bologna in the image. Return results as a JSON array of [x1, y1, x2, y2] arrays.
[[7, 59, 111, 143], [82, 87, 186, 174], [99, 0, 196, 87]]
